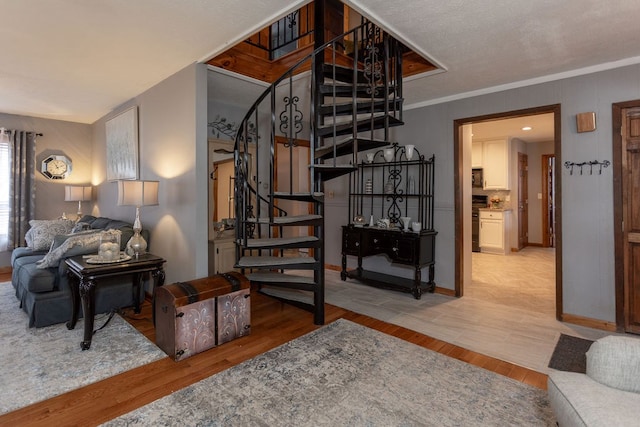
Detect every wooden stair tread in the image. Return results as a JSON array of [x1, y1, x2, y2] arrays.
[[317, 115, 403, 138], [258, 286, 314, 305], [315, 137, 390, 160], [247, 214, 322, 225], [273, 192, 324, 202], [318, 99, 403, 117], [318, 83, 396, 97], [245, 236, 319, 249], [237, 256, 317, 268], [247, 271, 316, 285], [312, 164, 357, 181]]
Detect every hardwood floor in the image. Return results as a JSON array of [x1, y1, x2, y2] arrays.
[[0, 271, 546, 427]]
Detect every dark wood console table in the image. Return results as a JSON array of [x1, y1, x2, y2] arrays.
[[65, 253, 166, 350], [342, 143, 437, 299], [341, 225, 437, 299]]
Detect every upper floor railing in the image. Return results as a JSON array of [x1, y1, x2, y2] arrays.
[[244, 4, 314, 60]]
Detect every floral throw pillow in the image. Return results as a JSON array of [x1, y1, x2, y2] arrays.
[[36, 230, 102, 269], [25, 219, 75, 251]]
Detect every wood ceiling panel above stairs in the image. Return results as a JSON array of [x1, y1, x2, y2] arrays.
[[208, 43, 436, 84], [206, 0, 438, 84]]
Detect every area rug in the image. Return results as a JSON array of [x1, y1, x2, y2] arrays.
[[0, 282, 166, 415], [104, 319, 555, 426], [548, 334, 594, 373]]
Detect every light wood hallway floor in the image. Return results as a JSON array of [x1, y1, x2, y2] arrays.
[[326, 246, 615, 374]]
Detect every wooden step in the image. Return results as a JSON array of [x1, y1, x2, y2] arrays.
[[273, 192, 324, 203], [244, 236, 320, 250], [312, 164, 357, 181], [246, 214, 322, 226], [248, 271, 316, 291], [318, 83, 396, 99], [317, 115, 403, 138], [315, 138, 390, 161], [258, 286, 314, 305], [322, 64, 367, 84], [317, 98, 403, 118], [236, 256, 317, 270]]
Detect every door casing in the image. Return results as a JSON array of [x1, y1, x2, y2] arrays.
[[453, 104, 563, 320]]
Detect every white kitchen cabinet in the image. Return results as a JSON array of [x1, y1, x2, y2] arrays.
[[208, 238, 237, 275], [471, 141, 483, 168], [479, 209, 510, 254], [482, 138, 510, 190]]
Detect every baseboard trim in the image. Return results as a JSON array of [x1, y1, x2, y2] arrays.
[[561, 313, 617, 332], [0, 266, 12, 275], [325, 264, 341, 272], [434, 287, 455, 297]]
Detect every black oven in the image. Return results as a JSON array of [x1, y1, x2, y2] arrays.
[[472, 168, 483, 188], [472, 195, 488, 252]]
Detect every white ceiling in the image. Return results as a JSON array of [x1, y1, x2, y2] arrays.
[[2, 0, 640, 125], [471, 113, 555, 144]]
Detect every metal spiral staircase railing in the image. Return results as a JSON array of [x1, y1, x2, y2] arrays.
[[234, 20, 404, 325]]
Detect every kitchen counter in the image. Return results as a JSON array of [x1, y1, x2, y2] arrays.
[[478, 207, 512, 212]]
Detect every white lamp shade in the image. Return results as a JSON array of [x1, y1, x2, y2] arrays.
[[64, 185, 92, 201], [117, 180, 159, 207]]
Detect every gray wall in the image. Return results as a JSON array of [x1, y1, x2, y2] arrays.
[[91, 63, 209, 285], [329, 64, 639, 323], [0, 113, 92, 267]]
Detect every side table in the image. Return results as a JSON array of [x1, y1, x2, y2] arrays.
[[65, 253, 166, 350]]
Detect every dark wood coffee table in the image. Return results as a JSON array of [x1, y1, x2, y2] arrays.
[[65, 253, 166, 350]]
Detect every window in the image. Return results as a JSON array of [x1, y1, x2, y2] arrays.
[[0, 137, 9, 251]]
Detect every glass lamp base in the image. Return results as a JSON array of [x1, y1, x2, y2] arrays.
[[127, 230, 147, 258]]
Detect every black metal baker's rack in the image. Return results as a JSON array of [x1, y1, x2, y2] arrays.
[[347, 142, 435, 230]]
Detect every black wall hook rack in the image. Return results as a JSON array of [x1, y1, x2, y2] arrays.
[[564, 160, 610, 175]]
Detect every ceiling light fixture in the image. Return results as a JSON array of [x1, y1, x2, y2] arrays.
[[522, 126, 532, 131]]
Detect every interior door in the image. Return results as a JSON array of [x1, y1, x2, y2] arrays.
[[542, 154, 556, 248], [622, 107, 640, 333], [518, 152, 528, 250]]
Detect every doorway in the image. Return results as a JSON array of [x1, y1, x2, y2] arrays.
[[454, 104, 563, 320], [517, 152, 529, 250], [542, 154, 556, 247]]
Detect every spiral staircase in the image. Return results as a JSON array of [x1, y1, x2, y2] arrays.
[[233, 20, 404, 324]]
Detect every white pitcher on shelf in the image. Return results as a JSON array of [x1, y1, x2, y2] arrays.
[[405, 144, 415, 160], [383, 148, 394, 162], [400, 216, 411, 231]]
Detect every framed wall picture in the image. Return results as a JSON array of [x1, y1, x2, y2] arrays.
[[106, 106, 138, 181]]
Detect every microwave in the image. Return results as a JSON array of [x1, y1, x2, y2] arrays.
[[472, 168, 483, 188]]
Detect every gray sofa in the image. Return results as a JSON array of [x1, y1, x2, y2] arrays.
[[11, 215, 149, 327], [548, 335, 640, 426]]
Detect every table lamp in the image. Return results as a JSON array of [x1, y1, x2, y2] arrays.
[[117, 180, 159, 257], [64, 185, 93, 220]]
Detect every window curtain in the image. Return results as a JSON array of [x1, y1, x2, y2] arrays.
[[6, 131, 37, 250]]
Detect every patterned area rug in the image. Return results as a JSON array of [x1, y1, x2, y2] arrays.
[[105, 319, 555, 426], [548, 334, 594, 373], [0, 282, 166, 415]]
